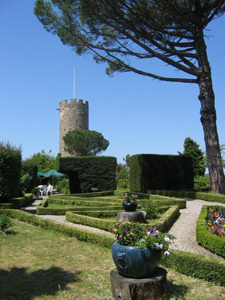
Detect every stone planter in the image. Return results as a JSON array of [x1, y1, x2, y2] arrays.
[[112, 241, 161, 279], [117, 211, 147, 223]]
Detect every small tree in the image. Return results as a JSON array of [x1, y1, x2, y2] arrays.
[[34, 0, 225, 193], [63, 129, 109, 156], [23, 150, 55, 172], [179, 137, 206, 178]]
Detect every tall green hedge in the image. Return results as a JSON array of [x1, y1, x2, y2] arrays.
[[130, 154, 193, 193], [0, 142, 21, 201], [60, 156, 117, 193]]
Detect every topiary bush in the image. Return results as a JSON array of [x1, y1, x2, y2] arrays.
[[130, 154, 193, 193]]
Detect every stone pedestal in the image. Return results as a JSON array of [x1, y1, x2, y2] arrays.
[[117, 211, 147, 223], [110, 267, 167, 300]]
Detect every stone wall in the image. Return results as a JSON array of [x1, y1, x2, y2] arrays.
[[59, 98, 89, 156]]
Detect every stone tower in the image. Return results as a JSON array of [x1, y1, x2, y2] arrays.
[[59, 98, 89, 157]]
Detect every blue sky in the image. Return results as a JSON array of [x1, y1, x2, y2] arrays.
[[1, 1, 225, 164]]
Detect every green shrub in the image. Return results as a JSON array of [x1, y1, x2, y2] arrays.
[[31, 187, 39, 196], [56, 178, 70, 194], [117, 179, 129, 189], [20, 164, 38, 193], [0, 142, 21, 201], [0, 213, 13, 234], [194, 175, 210, 189], [141, 203, 160, 219]]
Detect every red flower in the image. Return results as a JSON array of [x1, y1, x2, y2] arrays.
[[220, 232, 224, 237], [213, 225, 217, 230]]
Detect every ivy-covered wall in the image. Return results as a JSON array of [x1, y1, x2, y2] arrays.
[[130, 154, 193, 193], [60, 156, 117, 193]]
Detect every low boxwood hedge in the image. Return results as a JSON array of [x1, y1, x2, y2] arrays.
[[149, 189, 225, 204], [66, 212, 116, 232], [37, 207, 77, 215], [0, 203, 12, 209], [145, 195, 186, 209], [66, 205, 180, 233], [9, 193, 33, 209], [37, 202, 123, 216], [161, 249, 225, 287], [57, 190, 115, 198], [67, 209, 120, 218], [47, 197, 119, 206], [0, 209, 115, 248], [2, 207, 225, 286], [196, 205, 225, 258]]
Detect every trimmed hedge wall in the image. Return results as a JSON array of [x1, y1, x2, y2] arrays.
[[60, 156, 117, 193], [196, 205, 225, 258], [130, 154, 193, 193]]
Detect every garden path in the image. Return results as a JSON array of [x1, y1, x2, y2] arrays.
[[22, 197, 225, 260]]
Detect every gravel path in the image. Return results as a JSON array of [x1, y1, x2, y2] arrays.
[[23, 197, 225, 260]]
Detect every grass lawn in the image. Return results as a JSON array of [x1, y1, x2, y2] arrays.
[[1, 219, 225, 300]]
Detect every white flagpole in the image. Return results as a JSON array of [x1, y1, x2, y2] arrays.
[[73, 64, 75, 99]]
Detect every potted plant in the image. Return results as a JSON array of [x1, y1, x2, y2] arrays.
[[121, 192, 138, 212], [111, 222, 174, 278]]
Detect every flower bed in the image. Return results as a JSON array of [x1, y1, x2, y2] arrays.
[[207, 207, 225, 238], [196, 205, 225, 258]]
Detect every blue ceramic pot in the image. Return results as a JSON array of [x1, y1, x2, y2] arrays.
[[112, 241, 161, 278], [122, 202, 137, 212]]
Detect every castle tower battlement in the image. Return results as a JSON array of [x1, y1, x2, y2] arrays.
[[59, 98, 89, 157]]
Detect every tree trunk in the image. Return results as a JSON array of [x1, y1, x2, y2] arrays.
[[197, 32, 225, 194]]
